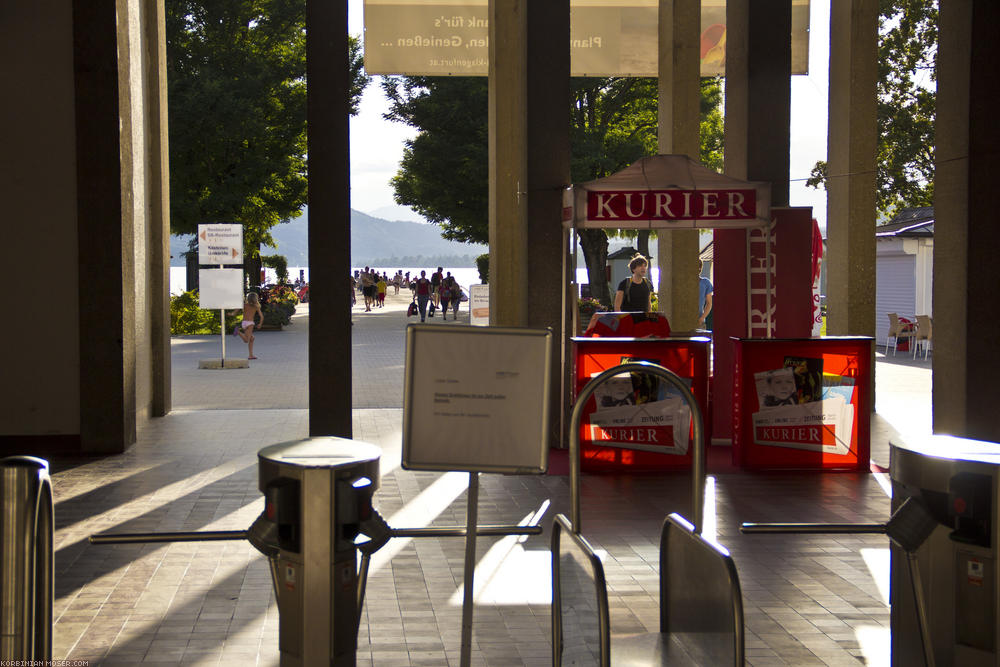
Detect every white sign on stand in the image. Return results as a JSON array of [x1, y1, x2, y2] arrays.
[[469, 284, 489, 326], [198, 224, 243, 264], [198, 269, 244, 309], [401, 324, 551, 667]]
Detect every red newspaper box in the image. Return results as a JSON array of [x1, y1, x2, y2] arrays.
[[732, 337, 873, 470], [573, 337, 711, 472]]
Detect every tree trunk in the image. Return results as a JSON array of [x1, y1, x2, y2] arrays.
[[637, 229, 650, 259], [248, 243, 262, 292], [578, 228, 611, 307]]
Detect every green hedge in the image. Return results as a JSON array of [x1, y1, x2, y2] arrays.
[[170, 291, 242, 335]]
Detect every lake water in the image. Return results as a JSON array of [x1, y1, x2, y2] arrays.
[[169, 265, 659, 295]]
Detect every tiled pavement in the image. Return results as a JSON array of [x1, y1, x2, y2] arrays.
[[47, 288, 933, 665]]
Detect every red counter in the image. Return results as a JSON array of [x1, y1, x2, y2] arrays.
[[732, 337, 873, 471], [573, 337, 711, 472]]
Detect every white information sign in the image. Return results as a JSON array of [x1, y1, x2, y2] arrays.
[[402, 325, 552, 473], [364, 0, 810, 77], [469, 284, 489, 326], [198, 224, 243, 265], [198, 269, 244, 309]]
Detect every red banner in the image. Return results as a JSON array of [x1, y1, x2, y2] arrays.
[[586, 189, 757, 222]]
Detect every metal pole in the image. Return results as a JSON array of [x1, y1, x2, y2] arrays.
[[568, 362, 705, 533], [391, 525, 542, 538], [908, 553, 936, 667], [459, 472, 480, 667], [89, 530, 248, 544], [220, 264, 225, 367], [740, 523, 887, 534], [765, 223, 773, 338]]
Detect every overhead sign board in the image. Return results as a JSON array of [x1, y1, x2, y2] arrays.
[[198, 224, 243, 265], [587, 189, 758, 223], [364, 0, 810, 77]]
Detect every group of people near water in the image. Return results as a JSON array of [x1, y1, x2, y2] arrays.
[[409, 266, 464, 321], [348, 266, 465, 322]]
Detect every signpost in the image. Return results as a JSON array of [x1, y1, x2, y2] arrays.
[[469, 284, 489, 326], [197, 224, 244, 367]]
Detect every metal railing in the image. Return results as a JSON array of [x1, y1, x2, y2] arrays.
[[0, 456, 53, 661], [568, 361, 706, 533]]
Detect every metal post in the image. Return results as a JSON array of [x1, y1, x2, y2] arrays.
[[0, 456, 53, 662], [460, 472, 479, 667], [219, 264, 226, 367], [568, 362, 706, 534]]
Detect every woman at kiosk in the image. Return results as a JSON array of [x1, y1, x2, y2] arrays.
[[613, 253, 653, 312]]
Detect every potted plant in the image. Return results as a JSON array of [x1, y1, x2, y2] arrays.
[[577, 297, 607, 335]]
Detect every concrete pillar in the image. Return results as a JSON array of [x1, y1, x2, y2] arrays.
[[934, 2, 1000, 441], [656, 0, 701, 330], [75, 0, 135, 453], [148, 0, 172, 418], [825, 1, 877, 338], [489, 0, 528, 326], [714, 0, 791, 441], [307, 0, 353, 437], [489, 0, 569, 443]]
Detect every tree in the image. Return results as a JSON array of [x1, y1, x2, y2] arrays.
[[383, 75, 725, 305], [166, 0, 369, 272], [807, 0, 936, 220]]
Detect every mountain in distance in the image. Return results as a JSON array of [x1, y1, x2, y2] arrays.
[[169, 207, 486, 267]]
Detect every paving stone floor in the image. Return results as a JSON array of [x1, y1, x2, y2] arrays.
[[46, 290, 931, 665]]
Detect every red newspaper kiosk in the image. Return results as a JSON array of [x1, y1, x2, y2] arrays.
[[563, 155, 771, 472], [732, 336, 873, 471]]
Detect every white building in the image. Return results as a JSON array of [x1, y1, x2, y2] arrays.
[[875, 207, 934, 348]]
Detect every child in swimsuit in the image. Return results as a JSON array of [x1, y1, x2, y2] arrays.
[[236, 292, 264, 360]]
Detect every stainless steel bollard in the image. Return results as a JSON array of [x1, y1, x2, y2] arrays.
[[0, 456, 53, 661]]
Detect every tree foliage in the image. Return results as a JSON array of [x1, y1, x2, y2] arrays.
[[382, 77, 488, 244], [166, 0, 369, 250], [383, 75, 724, 305], [808, 0, 936, 220]]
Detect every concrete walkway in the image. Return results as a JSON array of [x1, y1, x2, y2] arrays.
[[47, 288, 931, 665]]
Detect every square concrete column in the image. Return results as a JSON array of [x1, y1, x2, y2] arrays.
[[714, 0, 791, 440], [656, 0, 701, 330], [489, 0, 569, 443], [935, 2, 1000, 441], [75, 0, 136, 453], [825, 1, 877, 338], [307, 0, 353, 437]]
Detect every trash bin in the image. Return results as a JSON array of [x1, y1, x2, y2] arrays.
[[0, 456, 53, 661]]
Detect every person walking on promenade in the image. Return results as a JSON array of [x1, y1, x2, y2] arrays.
[[376, 275, 387, 308], [613, 253, 653, 312], [360, 267, 375, 312], [348, 274, 357, 307], [414, 270, 433, 321], [439, 275, 453, 319], [235, 291, 264, 360], [393, 271, 402, 294], [697, 260, 714, 330], [450, 278, 463, 320], [431, 266, 444, 308]]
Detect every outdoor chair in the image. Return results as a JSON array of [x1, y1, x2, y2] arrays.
[[912, 315, 932, 359], [551, 513, 744, 666], [886, 313, 917, 356]]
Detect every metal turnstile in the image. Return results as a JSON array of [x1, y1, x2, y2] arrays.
[[742, 434, 1000, 666], [92, 437, 387, 666], [0, 456, 53, 661], [890, 435, 1000, 666]]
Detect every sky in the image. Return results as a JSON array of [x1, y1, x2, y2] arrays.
[[347, 0, 832, 230]]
